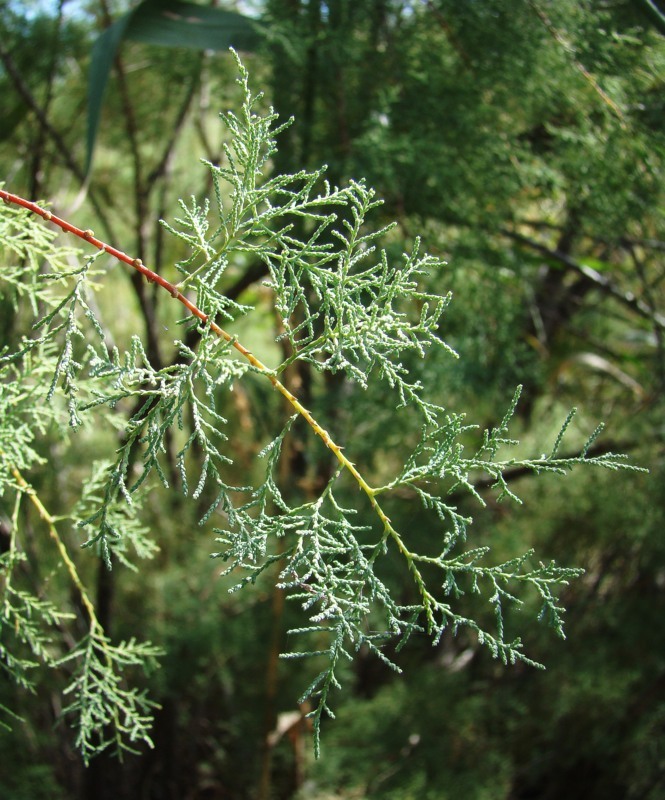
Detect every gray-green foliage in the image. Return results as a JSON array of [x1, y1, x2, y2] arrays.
[[0, 56, 643, 759]]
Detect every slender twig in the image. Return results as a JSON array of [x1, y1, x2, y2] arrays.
[[528, 0, 626, 126], [622, 237, 665, 253], [0, 43, 117, 243], [0, 190, 393, 535], [626, 242, 665, 388], [146, 58, 203, 193], [518, 222, 665, 257], [0, 188, 448, 631], [502, 228, 665, 330], [0, 43, 79, 178], [425, 0, 473, 70], [8, 464, 97, 629], [27, 0, 65, 200], [6, 461, 128, 753], [97, 0, 147, 259]]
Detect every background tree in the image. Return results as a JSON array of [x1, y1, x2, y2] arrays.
[[0, 1, 663, 799]]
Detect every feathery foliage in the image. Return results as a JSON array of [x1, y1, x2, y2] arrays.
[[0, 54, 644, 759]]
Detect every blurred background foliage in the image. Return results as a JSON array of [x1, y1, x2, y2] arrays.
[[0, 0, 664, 798]]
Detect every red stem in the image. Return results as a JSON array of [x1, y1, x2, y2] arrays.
[[0, 188, 388, 523], [0, 188, 260, 368]]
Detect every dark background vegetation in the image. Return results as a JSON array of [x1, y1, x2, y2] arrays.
[[1, 1, 664, 798]]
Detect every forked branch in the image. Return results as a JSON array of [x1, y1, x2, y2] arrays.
[[0, 188, 393, 542]]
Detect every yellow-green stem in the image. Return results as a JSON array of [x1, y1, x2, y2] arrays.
[[9, 465, 98, 631], [0, 190, 422, 605]]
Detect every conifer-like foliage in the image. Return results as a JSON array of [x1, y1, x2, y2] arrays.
[[0, 56, 643, 760]]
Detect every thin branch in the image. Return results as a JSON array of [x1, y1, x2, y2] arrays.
[[96, 0, 165, 375], [502, 228, 665, 331], [97, 0, 147, 258], [519, 222, 665, 258], [146, 57, 203, 192], [622, 237, 665, 253], [1, 188, 456, 642], [425, 0, 473, 70], [0, 189, 391, 535], [527, 0, 626, 126], [27, 0, 65, 200], [0, 42, 117, 243], [0, 43, 80, 180], [626, 241, 665, 388], [462, 439, 642, 497], [9, 464, 98, 629]]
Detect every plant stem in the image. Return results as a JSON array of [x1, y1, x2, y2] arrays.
[[0, 190, 395, 537], [8, 463, 98, 630]]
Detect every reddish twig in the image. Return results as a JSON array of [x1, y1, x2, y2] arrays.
[[0, 188, 392, 528], [0, 188, 251, 358]]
